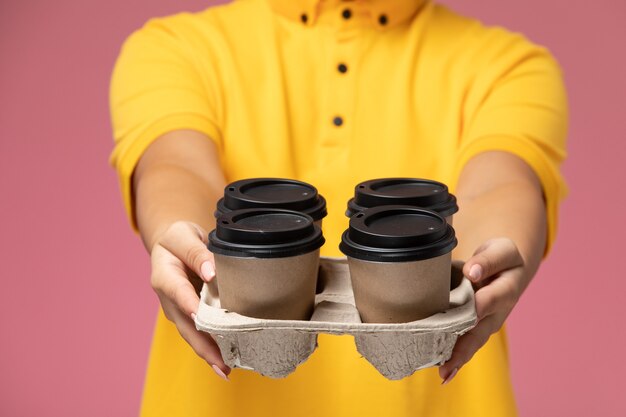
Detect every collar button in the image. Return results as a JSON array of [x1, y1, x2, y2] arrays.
[[379, 14, 388, 26]]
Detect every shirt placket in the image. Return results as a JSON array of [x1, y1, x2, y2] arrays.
[[316, 4, 362, 173]]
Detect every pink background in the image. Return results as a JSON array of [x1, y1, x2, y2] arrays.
[[1, 0, 624, 415]]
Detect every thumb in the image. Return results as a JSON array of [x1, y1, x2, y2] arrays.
[[463, 238, 523, 284], [159, 221, 216, 282]]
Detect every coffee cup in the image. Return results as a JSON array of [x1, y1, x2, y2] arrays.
[[209, 208, 325, 320], [346, 178, 458, 224], [339, 206, 457, 323], [215, 178, 327, 226]]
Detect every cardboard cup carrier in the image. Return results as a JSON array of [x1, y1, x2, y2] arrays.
[[199, 204, 476, 380], [346, 178, 458, 224], [195, 257, 476, 380]]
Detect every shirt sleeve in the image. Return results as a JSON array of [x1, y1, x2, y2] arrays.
[[109, 15, 223, 231], [454, 30, 569, 254]]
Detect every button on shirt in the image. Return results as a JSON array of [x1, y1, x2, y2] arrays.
[[110, 1, 568, 416]]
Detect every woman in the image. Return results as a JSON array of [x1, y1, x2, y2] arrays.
[[110, 0, 567, 415]]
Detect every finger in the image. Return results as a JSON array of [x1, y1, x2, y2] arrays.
[[165, 272, 202, 318], [168, 303, 231, 379], [151, 247, 230, 379], [463, 238, 523, 284], [439, 313, 504, 384], [152, 247, 203, 318], [160, 221, 216, 282], [473, 271, 521, 320]]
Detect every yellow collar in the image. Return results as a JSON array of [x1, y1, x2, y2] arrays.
[[267, 0, 427, 29]]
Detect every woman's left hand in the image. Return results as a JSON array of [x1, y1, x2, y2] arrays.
[[439, 237, 528, 384]]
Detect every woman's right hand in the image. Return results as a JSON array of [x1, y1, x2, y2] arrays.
[[150, 220, 230, 380]]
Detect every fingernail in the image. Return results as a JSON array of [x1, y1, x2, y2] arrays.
[[201, 261, 215, 281], [441, 367, 458, 385], [469, 264, 482, 281], [191, 313, 197, 321], [212, 364, 230, 381], [442, 367, 458, 385]]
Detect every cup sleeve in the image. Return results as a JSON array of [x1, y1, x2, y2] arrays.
[[109, 16, 223, 231], [453, 42, 569, 255]]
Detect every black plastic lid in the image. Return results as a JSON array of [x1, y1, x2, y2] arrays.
[[339, 206, 457, 262], [215, 178, 327, 221], [346, 178, 458, 218], [209, 208, 325, 258]]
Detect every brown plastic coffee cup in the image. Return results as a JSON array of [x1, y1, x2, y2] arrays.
[[339, 206, 457, 323], [208, 208, 325, 320], [215, 178, 327, 227], [346, 178, 458, 224]]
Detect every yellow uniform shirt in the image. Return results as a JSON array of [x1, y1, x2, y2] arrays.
[[110, 1, 568, 416]]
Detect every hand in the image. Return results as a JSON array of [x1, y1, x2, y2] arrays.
[[440, 238, 526, 384], [150, 220, 230, 380]]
